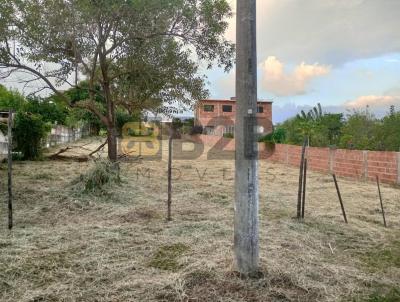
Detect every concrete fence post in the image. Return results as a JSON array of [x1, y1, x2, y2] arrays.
[[286, 144, 289, 165], [363, 151, 368, 181], [329, 148, 335, 174], [234, 0, 259, 276], [397, 152, 400, 185]]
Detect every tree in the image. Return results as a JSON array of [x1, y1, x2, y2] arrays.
[[0, 0, 234, 161], [24, 97, 68, 124], [339, 108, 379, 150], [297, 103, 323, 121], [282, 104, 344, 147], [312, 113, 343, 147], [0, 84, 26, 110], [376, 109, 400, 151]]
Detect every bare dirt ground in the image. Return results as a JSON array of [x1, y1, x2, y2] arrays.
[[0, 138, 399, 302]]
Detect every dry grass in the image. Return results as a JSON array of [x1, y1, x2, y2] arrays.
[[0, 138, 399, 301]]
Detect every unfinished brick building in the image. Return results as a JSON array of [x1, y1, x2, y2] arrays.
[[194, 97, 273, 136]]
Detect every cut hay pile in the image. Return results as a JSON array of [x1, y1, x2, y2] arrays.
[[72, 159, 121, 194]]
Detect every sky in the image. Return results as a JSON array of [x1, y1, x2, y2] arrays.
[[207, 0, 400, 123]]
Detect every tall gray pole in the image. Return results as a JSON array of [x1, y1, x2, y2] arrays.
[[7, 111, 13, 230], [234, 0, 259, 275]]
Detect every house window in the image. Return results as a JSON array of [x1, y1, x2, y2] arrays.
[[257, 106, 264, 113], [204, 105, 214, 112], [224, 125, 235, 134], [204, 126, 215, 135], [222, 105, 232, 112]]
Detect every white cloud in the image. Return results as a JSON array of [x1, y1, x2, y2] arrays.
[[227, 0, 400, 66], [345, 95, 400, 108], [214, 71, 235, 98], [261, 56, 330, 96]]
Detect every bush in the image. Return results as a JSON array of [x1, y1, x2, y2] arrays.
[[259, 128, 286, 144], [223, 132, 234, 139], [13, 112, 51, 160], [190, 125, 203, 135]]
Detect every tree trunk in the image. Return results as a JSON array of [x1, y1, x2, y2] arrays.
[[107, 126, 118, 162]]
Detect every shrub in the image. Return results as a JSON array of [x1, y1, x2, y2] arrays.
[[172, 118, 183, 130], [77, 160, 121, 193], [13, 112, 51, 160], [223, 132, 234, 139], [148, 243, 189, 271], [182, 118, 194, 134], [259, 128, 286, 144], [190, 125, 203, 135]]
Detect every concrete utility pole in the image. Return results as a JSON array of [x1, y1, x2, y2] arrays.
[[234, 0, 259, 275]]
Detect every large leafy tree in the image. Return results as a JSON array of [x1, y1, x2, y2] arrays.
[[339, 109, 380, 150], [375, 109, 400, 151], [281, 104, 344, 147], [0, 0, 234, 161]]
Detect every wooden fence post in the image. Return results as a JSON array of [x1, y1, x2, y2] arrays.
[[301, 138, 309, 219], [297, 137, 307, 219], [376, 176, 387, 228], [332, 174, 348, 223]]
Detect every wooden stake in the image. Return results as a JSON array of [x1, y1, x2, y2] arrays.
[[297, 137, 307, 219], [332, 174, 348, 223], [301, 137, 309, 219], [167, 132, 173, 221], [7, 110, 13, 230], [301, 158, 308, 219], [376, 175, 387, 228]]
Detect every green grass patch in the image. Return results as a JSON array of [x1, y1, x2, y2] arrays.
[[34, 172, 53, 180], [360, 240, 400, 271], [169, 222, 228, 237], [148, 243, 189, 271], [211, 193, 230, 205], [354, 288, 400, 302]]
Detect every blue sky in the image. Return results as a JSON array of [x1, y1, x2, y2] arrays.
[[206, 0, 400, 123]]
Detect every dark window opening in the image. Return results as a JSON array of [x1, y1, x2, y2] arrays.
[[204, 105, 214, 112], [222, 105, 233, 112], [257, 106, 264, 113], [204, 126, 215, 135]]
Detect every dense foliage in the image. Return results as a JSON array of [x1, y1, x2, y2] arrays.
[[269, 104, 400, 151], [0, 86, 52, 160], [13, 112, 50, 160]]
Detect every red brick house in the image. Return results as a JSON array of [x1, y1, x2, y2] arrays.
[[194, 97, 273, 136]]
